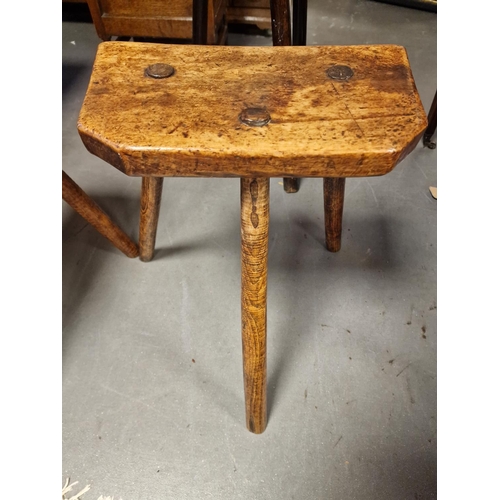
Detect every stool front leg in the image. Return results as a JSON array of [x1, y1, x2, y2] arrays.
[[240, 177, 270, 434], [323, 177, 345, 252], [139, 177, 164, 262]]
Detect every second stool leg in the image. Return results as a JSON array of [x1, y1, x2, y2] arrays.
[[283, 177, 299, 193], [323, 177, 345, 252], [240, 177, 270, 434], [139, 177, 164, 262]]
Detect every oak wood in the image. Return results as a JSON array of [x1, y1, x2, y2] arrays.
[[241, 177, 269, 434], [323, 177, 345, 252], [226, 6, 271, 29], [139, 177, 164, 262], [62, 171, 139, 258], [232, 0, 269, 8], [86, 0, 110, 40], [86, 0, 226, 44], [78, 43, 427, 178], [270, 0, 291, 45]]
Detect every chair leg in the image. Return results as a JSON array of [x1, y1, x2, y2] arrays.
[[62, 171, 139, 258], [283, 177, 299, 193], [192, 0, 208, 44], [423, 91, 437, 149], [292, 0, 308, 46], [323, 177, 345, 252], [269, 0, 299, 194], [139, 177, 164, 262], [240, 178, 270, 434]]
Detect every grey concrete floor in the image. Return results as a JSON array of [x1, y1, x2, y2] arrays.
[[62, 2, 436, 498]]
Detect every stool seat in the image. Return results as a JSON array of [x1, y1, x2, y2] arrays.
[[78, 42, 427, 178]]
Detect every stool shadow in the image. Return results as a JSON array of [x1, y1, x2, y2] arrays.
[[62, 195, 139, 335], [267, 213, 402, 421], [62, 63, 88, 96]]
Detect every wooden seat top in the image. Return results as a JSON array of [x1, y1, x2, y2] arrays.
[[78, 42, 427, 178]]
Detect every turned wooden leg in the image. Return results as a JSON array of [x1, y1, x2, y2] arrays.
[[62, 171, 139, 258], [323, 177, 345, 252], [292, 0, 308, 47], [192, 0, 208, 44], [139, 177, 164, 262], [240, 178, 270, 434], [283, 177, 299, 193]]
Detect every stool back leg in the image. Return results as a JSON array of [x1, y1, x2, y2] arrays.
[[241, 177, 270, 433], [270, 0, 299, 193], [323, 177, 345, 252], [292, 0, 308, 46], [139, 177, 164, 262], [62, 171, 139, 258], [193, 0, 208, 44]]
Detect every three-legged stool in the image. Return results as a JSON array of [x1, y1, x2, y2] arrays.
[[78, 42, 427, 433]]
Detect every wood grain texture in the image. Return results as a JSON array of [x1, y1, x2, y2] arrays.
[[86, 0, 110, 40], [62, 171, 139, 258], [241, 177, 269, 434], [87, 0, 226, 43], [270, 0, 291, 46], [139, 177, 164, 262], [78, 43, 427, 177], [323, 177, 345, 252], [227, 6, 271, 29]]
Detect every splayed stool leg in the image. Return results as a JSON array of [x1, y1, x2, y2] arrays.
[[240, 177, 270, 433]]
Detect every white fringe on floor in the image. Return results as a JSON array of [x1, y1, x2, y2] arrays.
[[62, 478, 122, 500]]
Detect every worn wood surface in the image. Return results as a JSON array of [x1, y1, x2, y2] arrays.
[[323, 177, 345, 252], [241, 177, 269, 433], [78, 42, 427, 177], [139, 177, 164, 262], [62, 171, 139, 258], [86, 0, 226, 43]]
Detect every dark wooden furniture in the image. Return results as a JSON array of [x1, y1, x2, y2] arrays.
[[85, 0, 228, 44], [78, 42, 427, 433], [423, 91, 437, 149], [227, 0, 271, 30], [62, 171, 139, 258]]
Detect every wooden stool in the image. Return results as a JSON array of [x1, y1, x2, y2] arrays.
[[78, 42, 427, 433]]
